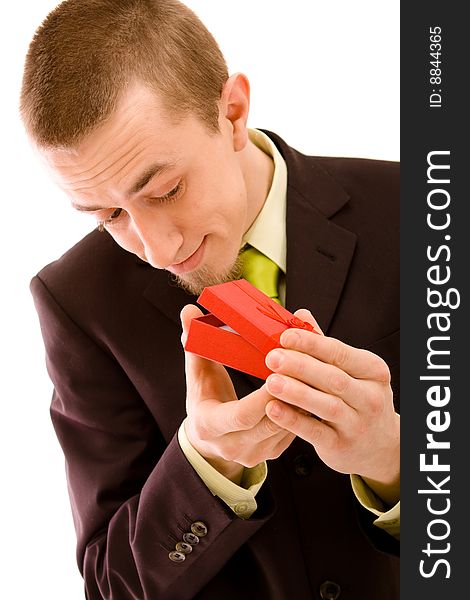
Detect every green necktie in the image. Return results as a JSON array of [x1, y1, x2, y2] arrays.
[[240, 245, 281, 304]]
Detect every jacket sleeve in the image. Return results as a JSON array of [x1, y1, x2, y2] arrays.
[[30, 275, 275, 600]]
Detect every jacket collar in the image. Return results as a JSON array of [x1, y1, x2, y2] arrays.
[[264, 130, 357, 332], [142, 131, 357, 334]]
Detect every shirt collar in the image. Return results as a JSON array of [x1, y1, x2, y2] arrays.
[[242, 129, 287, 273]]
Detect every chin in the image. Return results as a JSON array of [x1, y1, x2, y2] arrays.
[[170, 254, 243, 296]]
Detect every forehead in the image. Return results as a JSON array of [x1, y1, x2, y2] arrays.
[[40, 84, 201, 193]]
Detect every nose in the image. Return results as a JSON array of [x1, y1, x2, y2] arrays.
[[131, 208, 183, 269]]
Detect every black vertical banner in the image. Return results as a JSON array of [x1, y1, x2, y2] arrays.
[[401, 4, 467, 598]]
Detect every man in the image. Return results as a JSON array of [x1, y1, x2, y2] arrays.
[[21, 1, 400, 598]]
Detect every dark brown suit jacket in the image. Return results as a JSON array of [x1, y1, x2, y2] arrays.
[[31, 132, 400, 600]]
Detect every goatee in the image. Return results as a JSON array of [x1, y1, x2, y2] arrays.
[[170, 253, 243, 296]]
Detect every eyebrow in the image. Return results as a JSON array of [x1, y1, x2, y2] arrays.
[[72, 161, 176, 212], [128, 162, 175, 195]]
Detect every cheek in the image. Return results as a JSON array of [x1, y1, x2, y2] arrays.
[[224, 187, 248, 231], [174, 163, 247, 237], [203, 177, 247, 228]]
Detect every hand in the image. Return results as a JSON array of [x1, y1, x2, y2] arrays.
[[264, 310, 400, 506], [181, 305, 296, 483]]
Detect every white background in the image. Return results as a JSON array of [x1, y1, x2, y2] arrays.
[[1, 1, 399, 598]]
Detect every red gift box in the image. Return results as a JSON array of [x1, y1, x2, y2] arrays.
[[184, 278, 315, 380]]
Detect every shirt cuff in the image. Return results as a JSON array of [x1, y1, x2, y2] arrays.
[[350, 474, 400, 540], [177, 420, 267, 519]]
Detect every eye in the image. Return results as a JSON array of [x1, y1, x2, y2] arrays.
[[154, 181, 182, 203], [96, 181, 182, 232], [108, 207, 123, 220], [97, 207, 123, 231]]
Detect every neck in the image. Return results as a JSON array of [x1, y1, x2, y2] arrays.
[[239, 137, 275, 233]]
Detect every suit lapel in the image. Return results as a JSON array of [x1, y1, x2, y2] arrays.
[[142, 268, 199, 327], [285, 186, 357, 333], [266, 131, 358, 333]]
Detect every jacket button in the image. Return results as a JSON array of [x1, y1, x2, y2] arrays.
[[293, 454, 312, 477], [319, 580, 341, 599], [175, 542, 193, 554], [191, 521, 208, 537], [168, 551, 186, 563], [183, 532, 200, 545]]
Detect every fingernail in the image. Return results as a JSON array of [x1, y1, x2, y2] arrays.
[[266, 350, 283, 370], [267, 400, 282, 418], [281, 330, 300, 347], [267, 374, 285, 394]]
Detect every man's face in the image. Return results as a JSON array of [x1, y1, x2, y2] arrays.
[[42, 84, 254, 294]]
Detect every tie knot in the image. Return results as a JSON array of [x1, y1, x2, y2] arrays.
[[240, 245, 281, 303]]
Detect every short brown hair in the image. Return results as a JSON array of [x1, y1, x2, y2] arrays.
[[20, 0, 228, 148]]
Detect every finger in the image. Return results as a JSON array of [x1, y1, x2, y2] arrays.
[[278, 328, 390, 382], [246, 429, 296, 465], [225, 386, 279, 432], [249, 414, 285, 441], [194, 385, 278, 438], [266, 347, 361, 406], [266, 373, 352, 423], [181, 304, 236, 405], [180, 304, 223, 383], [269, 431, 297, 460], [183, 334, 229, 385], [266, 400, 335, 449], [293, 308, 324, 335], [216, 428, 295, 468], [180, 304, 204, 345]]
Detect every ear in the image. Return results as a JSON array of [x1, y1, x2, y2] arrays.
[[219, 73, 251, 152]]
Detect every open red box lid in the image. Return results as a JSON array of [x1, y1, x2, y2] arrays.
[[184, 278, 314, 379]]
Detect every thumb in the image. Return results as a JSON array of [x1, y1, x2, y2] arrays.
[[180, 303, 211, 393], [180, 304, 214, 380], [294, 308, 324, 336], [180, 304, 235, 405], [180, 304, 204, 346]]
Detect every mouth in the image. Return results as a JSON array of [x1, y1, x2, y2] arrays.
[[167, 237, 207, 276]]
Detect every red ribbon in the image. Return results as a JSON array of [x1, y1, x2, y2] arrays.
[[234, 280, 314, 332], [256, 303, 314, 332]]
